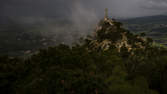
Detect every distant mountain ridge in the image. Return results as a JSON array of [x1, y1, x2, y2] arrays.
[[119, 15, 167, 46], [120, 15, 167, 24]]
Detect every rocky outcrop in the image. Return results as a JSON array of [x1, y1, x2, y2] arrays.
[[86, 15, 150, 53]]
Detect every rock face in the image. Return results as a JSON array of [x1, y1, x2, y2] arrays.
[[86, 15, 150, 52]]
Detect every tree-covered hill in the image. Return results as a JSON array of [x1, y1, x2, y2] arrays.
[[1, 17, 167, 94]]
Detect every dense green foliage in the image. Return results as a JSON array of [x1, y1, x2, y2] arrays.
[[1, 41, 167, 94]]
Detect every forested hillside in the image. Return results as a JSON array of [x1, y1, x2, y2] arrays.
[[1, 17, 167, 94]]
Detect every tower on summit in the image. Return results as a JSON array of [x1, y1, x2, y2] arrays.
[[104, 8, 108, 20]]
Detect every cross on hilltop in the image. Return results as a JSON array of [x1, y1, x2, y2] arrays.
[[105, 8, 108, 19], [104, 8, 113, 21], [104, 8, 110, 20]]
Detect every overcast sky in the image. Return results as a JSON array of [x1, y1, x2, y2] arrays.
[[1, 0, 167, 19]]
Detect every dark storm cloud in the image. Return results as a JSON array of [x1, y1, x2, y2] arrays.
[[142, 0, 167, 10], [1, 0, 167, 19], [0, 0, 73, 18]]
